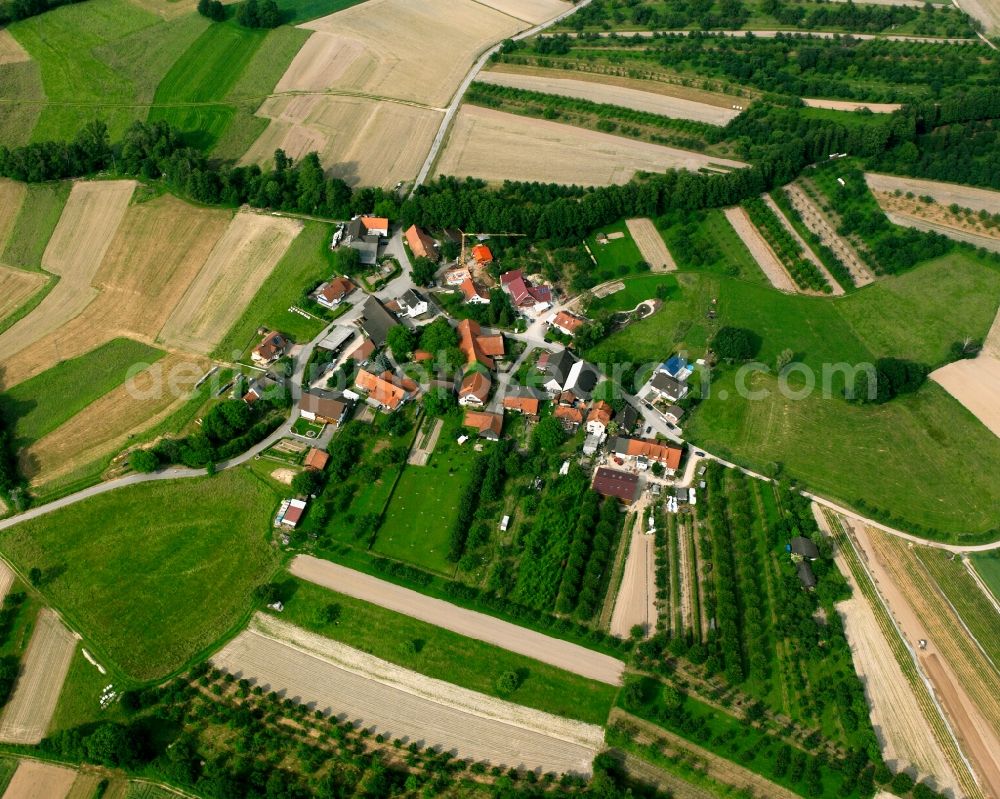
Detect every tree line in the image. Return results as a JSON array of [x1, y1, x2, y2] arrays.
[[0, 0, 84, 25]]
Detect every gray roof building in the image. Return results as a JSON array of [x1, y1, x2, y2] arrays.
[[360, 296, 399, 347], [650, 372, 688, 401], [790, 536, 820, 560], [539, 349, 578, 388], [797, 560, 817, 589]]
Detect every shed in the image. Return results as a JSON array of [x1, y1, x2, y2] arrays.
[[797, 560, 817, 589], [790, 536, 820, 560]]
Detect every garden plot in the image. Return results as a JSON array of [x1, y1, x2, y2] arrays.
[[0, 180, 135, 376], [243, 96, 442, 188], [0, 609, 76, 745], [0, 267, 46, 324], [158, 211, 301, 355], [626, 219, 676, 272], [722, 207, 796, 291], [296, 0, 526, 106], [0, 31, 30, 66], [477, 71, 740, 125], [435, 106, 745, 186], [1, 760, 76, 799], [213, 614, 604, 775]]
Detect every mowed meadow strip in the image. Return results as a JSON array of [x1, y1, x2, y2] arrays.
[[0, 609, 76, 745], [0, 470, 280, 680], [0, 179, 27, 252], [434, 106, 746, 186]]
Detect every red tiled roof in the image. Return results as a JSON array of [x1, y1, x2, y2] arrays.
[[254, 332, 287, 361], [472, 244, 493, 264], [355, 369, 410, 410], [460, 277, 489, 302], [587, 401, 613, 425], [625, 438, 683, 470], [553, 310, 586, 334], [348, 337, 375, 362], [464, 410, 503, 437], [405, 224, 436, 260], [319, 276, 355, 303], [503, 395, 540, 415], [362, 216, 389, 233], [458, 318, 504, 369], [413, 350, 433, 362], [459, 371, 491, 403], [500, 270, 522, 286], [304, 448, 329, 470], [553, 405, 584, 424]]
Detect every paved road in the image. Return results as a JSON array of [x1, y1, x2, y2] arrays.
[[290, 555, 626, 685], [412, 0, 596, 190]]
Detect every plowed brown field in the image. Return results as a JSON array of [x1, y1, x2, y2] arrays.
[[2, 760, 76, 799]]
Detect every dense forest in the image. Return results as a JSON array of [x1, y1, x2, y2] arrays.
[[873, 119, 1000, 191]]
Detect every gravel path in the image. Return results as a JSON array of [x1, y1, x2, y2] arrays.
[[722, 206, 797, 292], [609, 528, 656, 638], [290, 555, 626, 684]]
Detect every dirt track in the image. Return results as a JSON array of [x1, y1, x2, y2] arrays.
[[865, 173, 1000, 214], [477, 71, 739, 125], [0, 609, 76, 744], [609, 529, 656, 638], [435, 106, 746, 186], [2, 760, 77, 799], [802, 99, 902, 112], [626, 218, 676, 272], [722, 206, 796, 291], [213, 615, 603, 775], [290, 555, 626, 684]]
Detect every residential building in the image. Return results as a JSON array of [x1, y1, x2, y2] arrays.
[[457, 318, 504, 369], [347, 336, 376, 365], [359, 296, 399, 347], [399, 288, 429, 318], [501, 269, 552, 315], [304, 448, 330, 471], [459, 371, 492, 407], [612, 436, 684, 474], [346, 216, 389, 240], [251, 331, 288, 365], [562, 360, 599, 403], [460, 277, 490, 304], [664, 404, 685, 425], [502, 386, 544, 417], [537, 350, 578, 394], [314, 276, 355, 308], [650, 371, 689, 402], [445, 266, 471, 286], [790, 536, 820, 561], [797, 560, 818, 589], [405, 224, 437, 260], [586, 401, 613, 438], [242, 375, 279, 404], [592, 468, 640, 503], [553, 404, 584, 429], [660, 355, 693, 382], [355, 369, 416, 412], [472, 244, 493, 264], [551, 310, 586, 337], [619, 404, 639, 435], [300, 390, 352, 426], [464, 410, 503, 440]]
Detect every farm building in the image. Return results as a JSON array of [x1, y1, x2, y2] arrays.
[[464, 410, 503, 440], [277, 498, 308, 528], [405, 224, 438, 261], [592, 467, 640, 504], [346, 216, 389, 240], [360, 296, 399, 347], [304, 447, 330, 471], [252, 331, 289, 365], [315, 276, 356, 308], [789, 536, 820, 560], [300, 391, 352, 426], [797, 560, 818, 589], [612, 437, 684, 474], [459, 371, 492, 407], [458, 319, 505, 369]]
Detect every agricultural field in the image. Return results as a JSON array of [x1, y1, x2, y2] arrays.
[[930, 352, 1000, 438], [0, 268, 47, 328], [435, 106, 745, 186], [213, 613, 604, 775], [865, 172, 1000, 214], [722, 206, 797, 292], [0, 760, 77, 799], [0, 182, 70, 272], [0, 469, 280, 680], [277, 577, 617, 723], [626, 218, 676, 272], [658, 207, 768, 284], [971, 552, 1000, 600]]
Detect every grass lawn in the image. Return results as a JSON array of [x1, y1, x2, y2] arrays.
[[278, 578, 617, 725], [2, 338, 164, 447], [588, 273, 679, 314], [11, 0, 208, 140], [1, 181, 71, 270], [970, 552, 1000, 603], [586, 219, 644, 275], [213, 221, 332, 359], [0, 469, 281, 681], [373, 422, 477, 574], [0, 758, 15, 795], [49, 644, 127, 732]]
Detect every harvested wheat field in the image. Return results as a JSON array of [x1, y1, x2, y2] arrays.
[[297, 0, 525, 106], [64, 772, 102, 799], [610, 529, 656, 638], [159, 211, 301, 354], [0, 609, 76, 745], [955, 0, 1000, 33], [0, 267, 46, 323], [0, 180, 135, 379], [435, 106, 745, 186], [214, 614, 604, 775], [0, 180, 26, 249], [802, 98, 902, 113], [475, 0, 570, 24], [2, 760, 77, 799], [477, 71, 740, 125], [930, 353, 1000, 438], [0, 194, 230, 387], [21, 353, 209, 486], [627, 218, 676, 272], [0, 31, 30, 67], [244, 96, 442, 187], [865, 173, 1000, 214], [815, 511, 960, 791], [722, 206, 796, 291], [850, 522, 1000, 798]]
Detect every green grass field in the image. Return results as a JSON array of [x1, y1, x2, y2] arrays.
[[1, 181, 71, 270], [0, 60, 44, 147], [279, 578, 617, 724], [10, 0, 207, 140], [586, 220, 644, 275], [588, 274, 679, 314], [49, 644, 128, 732], [2, 338, 164, 447], [213, 221, 332, 359], [275, 0, 366, 24], [660, 208, 767, 284], [373, 424, 476, 574], [0, 758, 16, 795], [0, 469, 281, 681], [970, 552, 1000, 603]]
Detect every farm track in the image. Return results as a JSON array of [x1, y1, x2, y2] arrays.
[[290, 555, 626, 684], [609, 527, 656, 638], [213, 614, 603, 775], [762, 193, 844, 294]]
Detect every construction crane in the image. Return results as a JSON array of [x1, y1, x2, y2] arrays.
[[458, 229, 526, 267]]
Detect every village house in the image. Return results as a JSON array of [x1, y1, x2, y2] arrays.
[[242, 375, 279, 404], [464, 410, 503, 441], [537, 349, 578, 394], [592, 467, 640, 504], [472, 243, 493, 265], [502, 386, 545, 418], [460, 277, 490, 305], [445, 266, 472, 286], [553, 404, 584, 430], [501, 269, 552, 316], [359, 296, 399, 347], [314, 276, 356, 309], [347, 336, 376, 366], [354, 369, 416, 412], [251, 331, 288, 365], [343, 216, 389, 266], [457, 318, 504, 369], [398, 288, 429, 318], [459, 371, 492, 407], [562, 360, 600, 403], [660, 355, 694, 382], [405, 224, 438, 261], [611, 436, 684, 475], [303, 447, 329, 471], [300, 390, 353, 426], [586, 401, 613, 438], [551, 310, 586, 337], [650, 371, 689, 402], [664, 404, 685, 425]]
